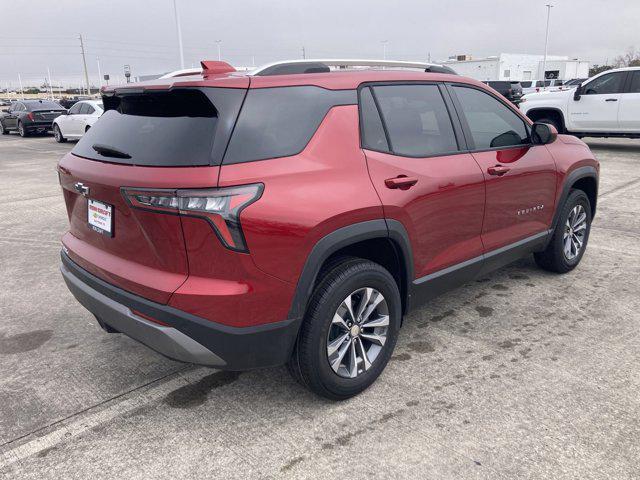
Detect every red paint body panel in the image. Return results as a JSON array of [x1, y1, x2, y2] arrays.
[[364, 150, 486, 277], [58, 153, 220, 303], [471, 145, 558, 251], [219, 105, 384, 283]]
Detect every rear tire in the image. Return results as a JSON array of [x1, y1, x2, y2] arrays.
[[287, 258, 401, 400], [534, 189, 592, 273], [54, 124, 66, 143], [18, 121, 28, 137]]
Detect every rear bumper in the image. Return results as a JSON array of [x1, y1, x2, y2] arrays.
[[60, 252, 301, 370]]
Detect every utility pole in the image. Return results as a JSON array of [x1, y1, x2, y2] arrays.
[[216, 40, 222, 61], [47, 67, 54, 99], [78, 34, 91, 95], [172, 0, 185, 69], [381, 40, 388, 60], [541, 4, 553, 90], [302, 46, 306, 59]]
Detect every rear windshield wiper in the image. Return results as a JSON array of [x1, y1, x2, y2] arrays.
[[92, 144, 132, 159]]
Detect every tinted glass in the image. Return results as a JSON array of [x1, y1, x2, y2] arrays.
[[521, 82, 532, 88], [584, 72, 626, 95], [224, 86, 355, 164], [372, 84, 458, 157], [26, 100, 63, 110], [72, 88, 245, 166], [68, 103, 82, 114], [79, 103, 91, 114], [359, 87, 388, 152], [627, 72, 640, 93], [86, 105, 95, 114], [452, 86, 529, 150]]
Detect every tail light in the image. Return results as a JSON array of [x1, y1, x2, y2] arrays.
[[27, 112, 35, 121], [122, 184, 263, 253]]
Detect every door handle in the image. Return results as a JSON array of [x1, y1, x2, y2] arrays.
[[385, 175, 418, 190], [487, 165, 510, 176], [605, 98, 618, 102]]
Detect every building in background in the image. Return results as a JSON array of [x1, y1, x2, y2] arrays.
[[443, 53, 589, 81]]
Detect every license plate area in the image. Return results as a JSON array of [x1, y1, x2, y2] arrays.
[[87, 199, 113, 237]]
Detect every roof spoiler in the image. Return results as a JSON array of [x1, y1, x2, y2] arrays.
[[200, 60, 236, 75]]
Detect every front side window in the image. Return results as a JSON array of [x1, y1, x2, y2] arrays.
[[452, 86, 529, 150], [371, 84, 458, 157], [583, 72, 626, 95]]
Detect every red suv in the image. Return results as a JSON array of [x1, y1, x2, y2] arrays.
[[59, 60, 599, 399]]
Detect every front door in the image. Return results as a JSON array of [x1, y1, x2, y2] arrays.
[[449, 85, 557, 253], [567, 71, 627, 131], [360, 83, 486, 284]]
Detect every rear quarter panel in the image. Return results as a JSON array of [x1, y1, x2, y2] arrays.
[[218, 105, 384, 284]]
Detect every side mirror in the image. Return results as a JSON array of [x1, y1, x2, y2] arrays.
[[532, 122, 558, 145], [573, 84, 582, 101]]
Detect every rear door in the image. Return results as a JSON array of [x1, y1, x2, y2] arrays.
[[568, 71, 627, 131], [58, 85, 247, 303], [6, 102, 22, 129], [360, 83, 486, 283], [448, 84, 557, 252], [618, 70, 640, 132]]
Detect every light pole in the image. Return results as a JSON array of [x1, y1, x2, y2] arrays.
[[173, 0, 185, 69], [381, 40, 388, 60], [541, 4, 553, 90], [216, 40, 222, 61], [18, 73, 24, 99], [96, 57, 103, 87], [47, 67, 54, 99]]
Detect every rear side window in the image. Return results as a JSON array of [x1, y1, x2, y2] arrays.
[[521, 81, 532, 88], [72, 88, 245, 166], [26, 101, 63, 111], [452, 86, 529, 150], [223, 86, 355, 164], [359, 87, 389, 152], [629, 72, 640, 93], [371, 84, 458, 157]]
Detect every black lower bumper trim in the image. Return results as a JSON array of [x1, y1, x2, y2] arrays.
[[61, 252, 301, 370]]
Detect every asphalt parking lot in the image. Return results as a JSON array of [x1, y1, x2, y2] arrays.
[[0, 133, 639, 479]]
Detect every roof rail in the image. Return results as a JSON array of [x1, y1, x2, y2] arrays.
[[250, 59, 457, 76]]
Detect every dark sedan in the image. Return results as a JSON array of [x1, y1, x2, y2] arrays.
[[0, 100, 66, 137]]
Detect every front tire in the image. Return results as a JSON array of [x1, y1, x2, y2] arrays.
[[18, 121, 28, 137], [54, 124, 66, 143], [288, 258, 401, 400], [534, 189, 592, 273], [0, 121, 8, 135], [537, 117, 562, 134]]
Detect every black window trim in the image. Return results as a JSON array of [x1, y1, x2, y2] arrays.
[[445, 82, 534, 154], [356, 80, 468, 160]]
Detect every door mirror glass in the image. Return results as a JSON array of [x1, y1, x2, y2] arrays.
[[531, 122, 557, 145]]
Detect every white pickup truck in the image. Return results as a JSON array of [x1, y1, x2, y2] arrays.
[[519, 67, 640, 138]]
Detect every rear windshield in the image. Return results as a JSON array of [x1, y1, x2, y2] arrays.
[[26, 101, 64, 111], [71, 88, 245, 166]]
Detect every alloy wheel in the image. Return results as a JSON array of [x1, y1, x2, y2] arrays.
[[563, 204, 587, 260], [54, 126, 61, 142], [326, 287, 389, 378]]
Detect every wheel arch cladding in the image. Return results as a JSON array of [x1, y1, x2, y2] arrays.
[[287, 219, 414, 320], [553, 166, 598, 230]]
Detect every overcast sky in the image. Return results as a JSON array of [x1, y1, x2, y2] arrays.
[[1, 0, 638, 87]]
